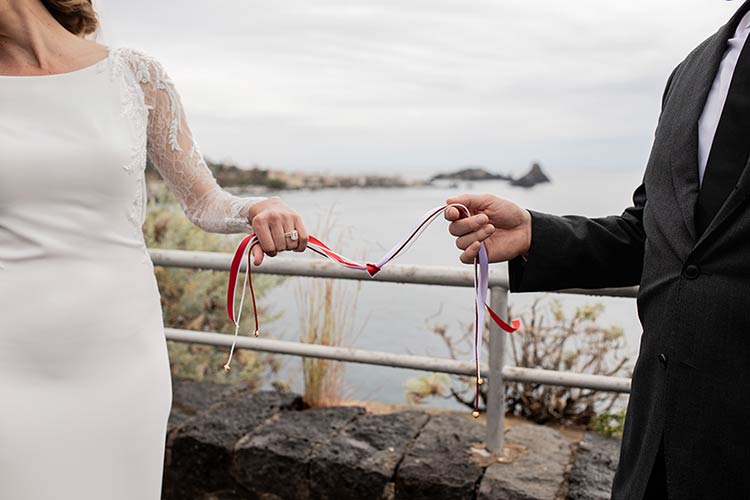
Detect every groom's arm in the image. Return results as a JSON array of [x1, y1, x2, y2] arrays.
[[508, 182, 646, 292]]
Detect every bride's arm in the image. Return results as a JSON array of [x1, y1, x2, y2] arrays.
[[134, 52, 308, 264]]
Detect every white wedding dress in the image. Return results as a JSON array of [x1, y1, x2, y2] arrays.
[[0, 47, 262, 499]]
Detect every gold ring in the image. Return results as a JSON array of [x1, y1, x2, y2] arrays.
[[284, 230, 299, 241]]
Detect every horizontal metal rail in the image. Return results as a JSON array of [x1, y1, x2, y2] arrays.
[[165, 328, 631, 393], [150, 248, 508, 288], [149, 249, 638, 297]]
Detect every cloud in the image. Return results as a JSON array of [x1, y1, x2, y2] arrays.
[[96, 0, 741, 173]]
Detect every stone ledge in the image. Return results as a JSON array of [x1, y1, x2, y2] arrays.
[[168, 378, 247, 434], [309, 410, 431, 500], [232, 406, 366, 499], [566, 433, 620, 500], [395, 414, 487, 500], [478, 424, 573, 500], [164, 384, 303, 499], [162, 379, 619, 500]]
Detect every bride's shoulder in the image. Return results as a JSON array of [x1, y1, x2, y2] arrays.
[[108, 47, 160, 66], [108, 47, 171, 85]]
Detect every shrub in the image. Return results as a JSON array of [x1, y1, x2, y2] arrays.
[[404, 374, 451, 405], [408, 297, 629, 426]]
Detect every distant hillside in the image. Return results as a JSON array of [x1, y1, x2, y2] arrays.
[[146, 159, 285, 189], [206, 161, 287, 189]]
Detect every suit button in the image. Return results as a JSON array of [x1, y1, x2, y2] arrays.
[[658, 353, 668, 367], [683, 264, 700, 279]]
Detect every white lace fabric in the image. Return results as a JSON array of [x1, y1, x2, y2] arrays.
[[115, 48, 262, 234]]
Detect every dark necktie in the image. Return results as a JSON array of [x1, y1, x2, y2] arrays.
[[695, 26, 750, 236]]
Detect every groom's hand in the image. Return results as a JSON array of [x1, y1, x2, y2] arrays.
[[247, 197, 309, 265], [445, 194, 532, 264]]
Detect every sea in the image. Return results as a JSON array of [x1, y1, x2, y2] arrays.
[[250, 166, 645, 409]]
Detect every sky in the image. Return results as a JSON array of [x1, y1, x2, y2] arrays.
[[96, 0, 742, 176]]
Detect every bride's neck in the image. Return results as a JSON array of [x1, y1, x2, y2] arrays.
[[0, 0, 80, 70]]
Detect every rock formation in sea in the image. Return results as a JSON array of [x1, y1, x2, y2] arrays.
[[431, 163, 551, 188], [431, 167, 511, 182], [510, 162, 551, 188]]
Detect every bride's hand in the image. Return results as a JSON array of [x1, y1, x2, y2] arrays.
[[247, 197, 309, 265]]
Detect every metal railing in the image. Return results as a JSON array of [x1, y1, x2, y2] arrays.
[[151, 248, 636, 453]]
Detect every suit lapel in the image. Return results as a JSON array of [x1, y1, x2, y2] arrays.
[[693, 2, 750, 249], [668, 2, 750, 243], [695, 159, 750, 249]]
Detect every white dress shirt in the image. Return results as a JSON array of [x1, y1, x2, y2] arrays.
[[697, 9, 750, 185]]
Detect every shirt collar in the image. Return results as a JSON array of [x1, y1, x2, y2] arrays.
[[741, 10, 750, 32]]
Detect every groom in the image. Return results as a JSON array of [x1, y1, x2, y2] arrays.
[[446, 2, 750, 499]]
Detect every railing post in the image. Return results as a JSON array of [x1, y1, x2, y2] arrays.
[[486, 286, 508, 454]]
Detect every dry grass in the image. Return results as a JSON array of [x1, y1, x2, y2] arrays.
[[295, 213, 361, 408], [296, 278, 357, 407]]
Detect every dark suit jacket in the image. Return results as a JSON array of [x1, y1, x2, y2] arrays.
[[508, 3, 750, 499]]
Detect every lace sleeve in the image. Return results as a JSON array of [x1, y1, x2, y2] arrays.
[[127, 51, 263, 233]]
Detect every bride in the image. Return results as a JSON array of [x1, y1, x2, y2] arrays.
[[0, 1, 309, 498]]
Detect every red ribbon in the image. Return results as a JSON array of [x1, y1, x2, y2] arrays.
[[224, 204, 520, 416]]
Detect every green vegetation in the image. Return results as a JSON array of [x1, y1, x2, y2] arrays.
[[591, 409, 626, 438], [144, 183, 285, 388], [265, 177, 288, 190]]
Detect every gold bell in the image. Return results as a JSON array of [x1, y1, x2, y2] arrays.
[[254, 330, 260, 337], [472, 411, 480, 419], [223, 364, 231, 373], [477, 378, 484, 386]]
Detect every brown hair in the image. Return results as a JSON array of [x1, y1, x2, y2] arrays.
[[41, 0, 98, 36]]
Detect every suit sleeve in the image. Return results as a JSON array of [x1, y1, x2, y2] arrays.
[[508, 186, 647, 291], [508, 64, 681, 292]]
